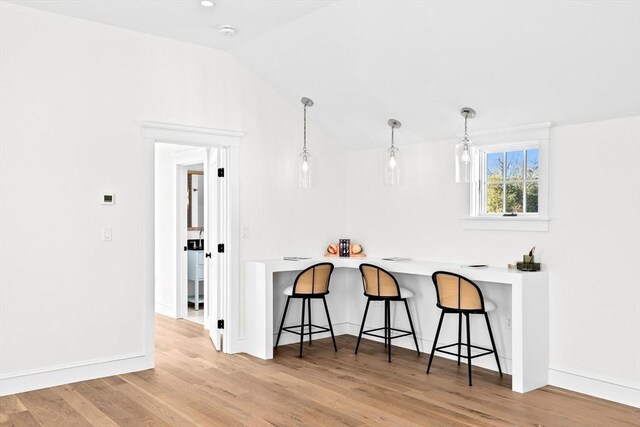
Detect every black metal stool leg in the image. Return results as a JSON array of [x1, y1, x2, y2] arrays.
[[322, 296, 338, 351], [403, 299, 420, 356], [457, 312, 462, 366], [386, 300, 391, 363], [427, 311, 445, 374], [308, 298, 312, 346], [465, 313, 472, 386], [355, 299, 371, 354], [484, 313, 503, 376], [383, 300, 388, 348], [299, 298, 306, 357], [275, 296, 291, 348]]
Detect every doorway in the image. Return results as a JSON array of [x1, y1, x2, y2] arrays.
[[155, 143, 208, 325], [142, 122, 242, 354]]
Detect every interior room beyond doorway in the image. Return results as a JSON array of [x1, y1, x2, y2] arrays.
[[154, 142, 208, 326]]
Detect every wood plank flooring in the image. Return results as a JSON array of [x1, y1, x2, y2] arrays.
[[2, 315, 639, 426]]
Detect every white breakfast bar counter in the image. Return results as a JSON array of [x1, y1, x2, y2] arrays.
[[243, 257, 549, 393]]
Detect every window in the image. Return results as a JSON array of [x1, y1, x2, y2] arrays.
[[462, 123, 550, 231], [483, 146, 538, 215]]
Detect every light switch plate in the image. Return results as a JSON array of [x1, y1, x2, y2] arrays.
[[103, 227, 113, 242]]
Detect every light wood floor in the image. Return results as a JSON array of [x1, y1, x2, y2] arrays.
[[2, 315, 639, 426]]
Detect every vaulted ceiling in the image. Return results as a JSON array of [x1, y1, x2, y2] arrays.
[[11, 0, 640, 149]]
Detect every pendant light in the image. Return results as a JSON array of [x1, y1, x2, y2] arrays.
[[298, 97, 314, 188], [384, 119, 402, 186], [455, 107, 476, 183]]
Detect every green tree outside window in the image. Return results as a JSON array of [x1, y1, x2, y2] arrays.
[[485, 149, 538, 214]]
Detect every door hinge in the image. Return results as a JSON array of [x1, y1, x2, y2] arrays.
[[217, 167, 225, 178], [217, 319, 224, 329], [205, 252, 212, 258], [183, 246, 188, 252], [217, 243, 225, 253]]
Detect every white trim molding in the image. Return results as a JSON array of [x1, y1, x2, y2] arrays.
[[155, 303, 177, 318], [141, 121, 243, 358], [0, 353, 150, 396], [142, 121, 243, 147], [549, 367, 640, 408], [462, 215, 550, 232]]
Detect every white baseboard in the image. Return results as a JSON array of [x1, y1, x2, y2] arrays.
[[549, 368, 640, 408], [0, 353, 153, 397], [155, 303, 177, 318]]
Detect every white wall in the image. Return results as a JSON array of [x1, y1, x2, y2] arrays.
[[346, 116, 640, 406], [0, 2, 346, 394]]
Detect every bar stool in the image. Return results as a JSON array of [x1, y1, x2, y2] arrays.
[[426, 271, 502, 385], [355, 263, 420, 362], [275, 262, 337, 357]]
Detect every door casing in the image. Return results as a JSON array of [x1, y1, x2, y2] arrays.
[[142, 122, 242, 355]]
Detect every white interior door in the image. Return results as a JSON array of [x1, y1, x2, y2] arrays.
[[216, 147, 230, 351], [204, 147, 222, 350]]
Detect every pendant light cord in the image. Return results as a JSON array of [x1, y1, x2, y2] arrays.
[[303, 104, 307, 154], [391, 126, 395, 150], [463, 114, 469, 142]]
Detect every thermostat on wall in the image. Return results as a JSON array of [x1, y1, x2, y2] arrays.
[[102, 193, 115, 205]]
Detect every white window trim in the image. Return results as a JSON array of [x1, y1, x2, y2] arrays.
[[461, 122, 550, 232]]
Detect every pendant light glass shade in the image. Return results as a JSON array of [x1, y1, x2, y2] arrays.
[[454, 141, 471, 183], [455, 107, 476, 183], [298, 97, 314, 189], [298, 151, 312, 188], [384, 146, 401, 185], [384, 119, 402, 186]]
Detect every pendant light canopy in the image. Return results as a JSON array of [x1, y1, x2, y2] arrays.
[[298, 97, 314, 188], [455, 107, 476, 183], [384, 119, 402, 186]]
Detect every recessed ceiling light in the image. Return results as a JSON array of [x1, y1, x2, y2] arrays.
[[219, 25, 237, 36], [200, 1, 214, 7]]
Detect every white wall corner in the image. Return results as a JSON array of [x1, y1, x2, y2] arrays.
[[155, 303, 177, 318]]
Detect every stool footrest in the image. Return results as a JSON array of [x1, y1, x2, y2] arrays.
[[282, 324, 331, 336], [435, 342, 494, 359], [362, 326, 413, 340]]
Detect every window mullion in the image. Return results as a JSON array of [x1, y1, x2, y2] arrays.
[[502, 152, 506, 213], [523, 149, 527, 213], [481, 153, 485, 215]]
